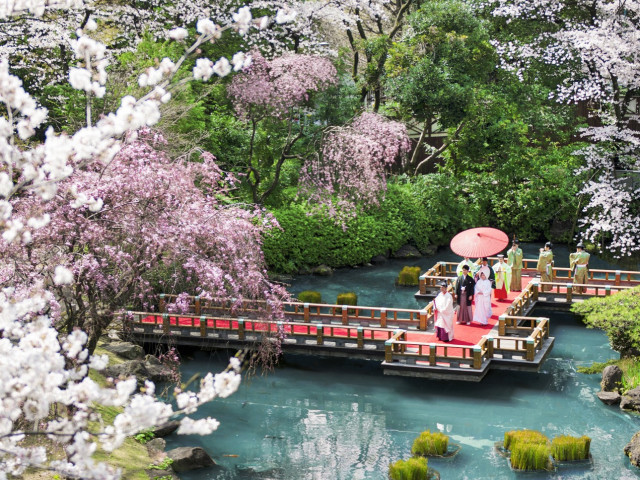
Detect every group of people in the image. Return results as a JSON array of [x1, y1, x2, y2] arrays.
[[536, 241, 591, 293], [433, 240, 590, 343]]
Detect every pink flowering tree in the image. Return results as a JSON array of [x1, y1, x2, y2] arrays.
[[4, 130, 288, 354], [489, 0, 640, 255], [298, 112, 411, 218], [0, 2, 298, 478], [227, 50, 338, 204]]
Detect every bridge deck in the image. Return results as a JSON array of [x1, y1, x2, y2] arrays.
[[122, 261, 638, 382]]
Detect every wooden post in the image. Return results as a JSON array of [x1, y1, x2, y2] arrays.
[[304, 303, 310, 322], [159, 293, 165, 313], [566, 283, 572, 302], [615, 270, 621, 286], [605, 285, 611, 296], [537, 318, 548, 339], [162, 313, 169, 334], [531, 281, 539, 302], [238, 319, 245, 340], [341, 305, 348, 325], [526, 338, 535, 361], [194, 296, 201, 316], [380, 308, 387, 328], [419, 275, 426, 295], [438, 261, 447, 277], [419, 308, 427, 331], [429, 343, 437, 366], [486, 336, 494, 358], [199, 315, 206, 337], [357, 327, 364, 349], [385, 340, 393, 362], [473, 346, 482, 369], [316, 324, 324, 345], [499, 315, 507, 336]]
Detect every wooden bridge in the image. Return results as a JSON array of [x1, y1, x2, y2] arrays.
[[122, 258, 640, 382]]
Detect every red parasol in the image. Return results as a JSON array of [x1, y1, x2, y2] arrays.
[[450, 227, 509, 258]]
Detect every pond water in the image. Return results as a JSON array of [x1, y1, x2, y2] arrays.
[[166, 245, 640, 479]]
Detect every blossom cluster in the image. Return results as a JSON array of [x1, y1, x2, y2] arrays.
[[0, 2, 298, 478], [227, 50, 338, 118], [299, 112, 411, 219]]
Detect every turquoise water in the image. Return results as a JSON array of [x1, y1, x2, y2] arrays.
[[167, 246, 640, 479]]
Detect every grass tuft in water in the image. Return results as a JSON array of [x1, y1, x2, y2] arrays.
[[504, 430, 552, 471], [388, 456, 428, 480], [297, 290, 322, 303], [411, 430, 449, 456], [397, 266, 421, 286], [551, 435, 591, 461]]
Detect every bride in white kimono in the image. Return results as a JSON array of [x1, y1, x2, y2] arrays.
[[472, 272, 493, 325], [434, 282, 454, 342]]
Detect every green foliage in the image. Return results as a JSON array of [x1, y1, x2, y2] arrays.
[[263, 175, 482, 273], [134, 429, 155, 445], [298, 290, 322, 304], [262, 200, 410, 274], [621, 358, 640, 392], [504, 430, 552, 471], [385, 0, 495, 128], [572, 286, 640, 357], [148, 458, 174, 470], [337, 292, 358, 306], [388, 457, 429, 480], [551, 435, 591, 461], [398, 266, 421, 286], [577, 359, 618, 374], [391, 175, 481, 248], [411, 430, 449, 456], [577, 358, 640, 392]]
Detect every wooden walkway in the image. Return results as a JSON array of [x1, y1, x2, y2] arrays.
[[122, 259, 640, 382]]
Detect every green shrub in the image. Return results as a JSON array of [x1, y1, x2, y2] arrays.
[[337, 292, 358, 306], [398, 266, 421, 286], [388, 457, 428, 480], [411, 430, 449, 456], [262, 201, 410, 274], [297, 290, 322, 304], [571, 285, 640, 357], [551, 435, 591, 461]]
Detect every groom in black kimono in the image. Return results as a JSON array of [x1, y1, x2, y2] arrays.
[[455, 265, 475, 325]]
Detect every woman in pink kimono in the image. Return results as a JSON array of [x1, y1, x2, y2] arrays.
[[434, 282, 455, 342], [472, 272, 493, 325]]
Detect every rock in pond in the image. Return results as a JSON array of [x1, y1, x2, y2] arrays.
[[153, 420, 180, 438], [391, 244, 421, 259], [601, 365, 623, 392], [167, 446, 216, 472], [371, 255, 388, 265], [101, 341, 145, 360], [311, 264, 333, 276], [597, 391, 621, 405], [620, 387, 640, 412], [625, 432, 640, 467]]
